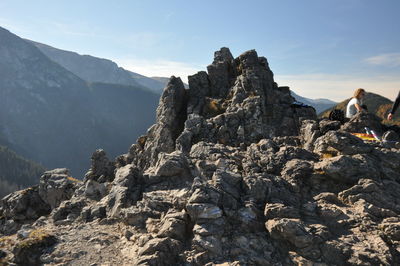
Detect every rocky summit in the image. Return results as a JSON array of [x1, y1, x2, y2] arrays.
[[1, 48, 400, 265]]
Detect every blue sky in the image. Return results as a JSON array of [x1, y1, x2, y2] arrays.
[[1, 0, 400, 101]]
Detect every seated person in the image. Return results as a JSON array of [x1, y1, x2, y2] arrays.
[[346, 88, 366, 118]]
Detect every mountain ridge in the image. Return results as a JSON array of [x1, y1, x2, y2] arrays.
[[29, 40, 166, 93], [0, 26, 159, 177], [291, 91, 336, 114]]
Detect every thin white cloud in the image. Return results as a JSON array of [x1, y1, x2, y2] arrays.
[[125, 32, 166, 49], [49, 22, 106, 38], [364, 53, 400, 67], [115, 57, 205, 84], [276, 73, 400, 102]]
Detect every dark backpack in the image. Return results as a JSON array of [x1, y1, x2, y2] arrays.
[[329, 109, 345, 124]]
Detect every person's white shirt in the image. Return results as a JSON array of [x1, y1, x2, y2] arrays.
[[346, 98, 361, 118]]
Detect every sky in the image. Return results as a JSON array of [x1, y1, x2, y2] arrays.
[[1, 0, 400, 101]]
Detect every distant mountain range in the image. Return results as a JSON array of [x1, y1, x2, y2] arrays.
[[0, 26, 159, 180], [29, 40, 166, 93], [291, 91, 336, 114], [320, 92, 400, 125]]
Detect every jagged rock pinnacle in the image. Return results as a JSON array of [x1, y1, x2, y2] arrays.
[[138, 47, 316, 163]]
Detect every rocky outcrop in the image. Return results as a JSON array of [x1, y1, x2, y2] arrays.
[[138, 76, 187, 168], [0, 48, 399, 265], [176, 48, 316, 151], [0, 168, 81, 236], [13, 228, 57, 265], [84, 149, 115, 183], [39, 168, 80, 209], [341, 112, 384, 134], [0, 187, 50, 235]]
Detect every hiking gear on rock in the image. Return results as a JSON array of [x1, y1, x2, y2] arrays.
[[329, 109, 345, 124]]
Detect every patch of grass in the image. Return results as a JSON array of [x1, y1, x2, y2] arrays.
[[0, 236, 14, 248], [21, 187, 34, 195], [67, 176, 80, 183], [17, 229, 55, 249], [209, 100, 220, 112], [13, 228, 57, 264], [203, 98, 225, 118], [321, 153, 334, 159], [137, 135, 147, 149], [28, 229, 50, 240], [0, 235, 14, 263], [314, 170, 326, 175]]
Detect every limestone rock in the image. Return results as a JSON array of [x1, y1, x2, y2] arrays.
[[51, 198, 86, 223], [341, 112, 383, 134], [139, 76, 187, 168], [186, 203, 223, 221], [157, 210, 188, 241], [135, 237, 183, 265], [106, 164, 143, 217], [39, 168, 80, 209], [151, 150, 190, 178], [264, 203, 300, 220], [84, 149, 115, 182], [83, 179, 108, 201], [266, 218, 316, 249], [0, 187, 50, 234], [313, 130, 373, 156], [13, 229, 57, 265], [314, 154, 380, 183]]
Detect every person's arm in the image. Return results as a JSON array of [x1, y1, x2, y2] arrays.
[[355, 103, 363, 112], [388, 91, 400, 120], [355, 98, 364, 112]]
